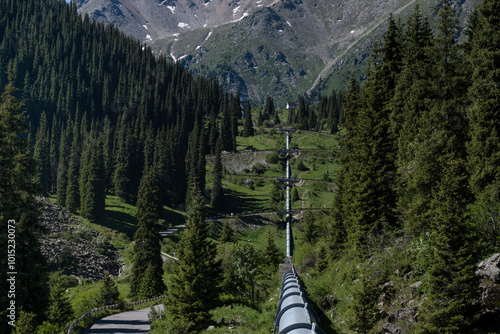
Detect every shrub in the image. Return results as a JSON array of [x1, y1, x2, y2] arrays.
[[48, 272, 79, 289], [251, 163, 266, 174], [73, 225, 91, 240], [93, 234, 107, 249], [254, 179, 264, 187], [297, 160, 308, 171], [265, 153, 279, 164]]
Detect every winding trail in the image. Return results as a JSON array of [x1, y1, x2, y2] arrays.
[[307, 0, 417, 94], [83, 304, 164, 334]]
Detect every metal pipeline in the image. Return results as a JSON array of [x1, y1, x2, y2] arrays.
[[274, 266, 325, 334]]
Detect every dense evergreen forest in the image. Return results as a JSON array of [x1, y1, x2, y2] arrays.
[[1, 0, 499, 332], [0, 0, 340, 332], [328, 0, 500, 332]]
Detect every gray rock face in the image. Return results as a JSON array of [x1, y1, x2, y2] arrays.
[[382, 322, 404, 334], [38, 199, 121, 282], [74, 0, 481, 106], [476, 253, 500, 283]]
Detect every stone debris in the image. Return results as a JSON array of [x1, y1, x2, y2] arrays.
[[37, 198, 121, 282]]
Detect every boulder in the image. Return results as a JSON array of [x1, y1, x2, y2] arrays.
[[382, 322, 404, 334], [476, 253, 500, 283]]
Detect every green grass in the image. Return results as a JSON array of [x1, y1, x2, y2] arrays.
[[218, 178, 274, 213], [237, 224, 286, 253], [101, 195, 138, 239]]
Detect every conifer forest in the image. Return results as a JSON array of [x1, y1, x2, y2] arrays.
[[0, 0, 499, 333]]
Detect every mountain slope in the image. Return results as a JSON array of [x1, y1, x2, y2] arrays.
[[75, 0, 480, 105]]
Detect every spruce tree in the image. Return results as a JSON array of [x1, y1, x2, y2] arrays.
[[229, 93, 241, 151], [262, 229, 281, 268], [47, 272, 73, 329], [165, 182, 222, 332], [0, 65, 49, 333], [102, 117, 114, 192], [466, 0, 500, 248], [130, 166, 165, 299], [389, 5, 438, 236], [80, 128, 106, 222], [65, 118, 81, 213], [211, 138, 224, 208], [49, 114, 59, 193], [219, 220, 234, 243], [242, 103, 254, 137], [97, 273, 120, 306], [56, 123, 70, 207], [420, 159, 479, 333], [33, 112, 51, 196], [257, 110, 263, 127]]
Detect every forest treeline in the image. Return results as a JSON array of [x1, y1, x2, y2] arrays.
[[329, 0, 500, 332], [0, 0, 338, 332], [0, 0, 342, 215]]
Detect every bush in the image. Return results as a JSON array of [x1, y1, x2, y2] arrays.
[[36, 321, 61, 334], [297, 160, 308, 171], [112, 232, 130, 250], [73, 225, 91, 240], [93, 234, 107, 249], [265, 153, 279, 164], [251, 163, 266, 174], [254, 179, 264, 187], [49, 272, 79, 289]]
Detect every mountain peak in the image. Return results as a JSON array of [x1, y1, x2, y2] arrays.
[[76, 0, 480, 105]]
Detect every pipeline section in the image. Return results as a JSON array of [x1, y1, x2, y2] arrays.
[[274, 266, 325, 334]]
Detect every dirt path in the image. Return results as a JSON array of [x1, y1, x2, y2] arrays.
[[84, 304, 164, 334], [307, 0, 417, 94]]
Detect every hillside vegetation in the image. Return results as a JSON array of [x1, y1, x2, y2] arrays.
[[1, 0, 500, 333]]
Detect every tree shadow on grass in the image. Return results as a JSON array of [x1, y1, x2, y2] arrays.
[[224, 189, 267, 214], [102, 209, 137, 239], [160, 207, 186, 228]]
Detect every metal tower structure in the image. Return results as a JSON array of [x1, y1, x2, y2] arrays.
[[277, 129, 299, 258]]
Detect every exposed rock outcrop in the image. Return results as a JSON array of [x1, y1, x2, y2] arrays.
[[476, 253, 500, 283], [475, 253, 500, 330], [37, 199, 121, 282]]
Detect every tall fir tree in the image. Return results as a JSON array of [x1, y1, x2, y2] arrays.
[[65, 117, 81, 213], [242, 103, 254, 137], [262, 228, 282, 268], [96, 273, 120, 306], [56, 123, 70, 207], [47, 272, 74, 329], [466, 0, 500, 248], [219, 220, 234, 243], [79, 125, 106, 222], [211, 138, 224, 208], [419, 159, 479, 333], [0, 66, 49, 332], [130, 166, 165, 298], [102, 116, 114, 192], [33, 112, 51, 196], [389, 4, 440, 237], [165, 182, 222, 332]]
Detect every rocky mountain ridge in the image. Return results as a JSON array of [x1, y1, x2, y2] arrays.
[[74, 0, 481, 105]]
